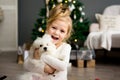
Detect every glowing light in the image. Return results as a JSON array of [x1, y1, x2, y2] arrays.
[[42, 30, 44, 33], [73, 0, 76, 3], [74, 39, 77, 42], [65, 0, 68, 3]]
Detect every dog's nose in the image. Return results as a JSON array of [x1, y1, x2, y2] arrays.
[[44, 47, 47, 51]]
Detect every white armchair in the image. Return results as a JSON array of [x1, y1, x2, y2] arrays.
[[85, 5, 120, 51]]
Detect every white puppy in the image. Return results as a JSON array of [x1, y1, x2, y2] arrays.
[[18, 34, 57, 80], [29, 33, 57, 59]]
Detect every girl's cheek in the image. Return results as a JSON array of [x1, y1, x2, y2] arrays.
[[46, 31, 51, 35], [48, 29, 53, 34]]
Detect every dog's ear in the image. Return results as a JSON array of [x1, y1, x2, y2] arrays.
[[32, 37, 42, 48]]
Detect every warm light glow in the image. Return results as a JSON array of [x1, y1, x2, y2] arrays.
[[73, 0, 76, 3], [42, 30, 44, 33], [74, 39, 77, 42], [65, 0, 68, 3]]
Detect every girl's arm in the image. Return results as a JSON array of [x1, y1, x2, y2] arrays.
[[24, 57, 45, 74], [43, 44, 71, 71]]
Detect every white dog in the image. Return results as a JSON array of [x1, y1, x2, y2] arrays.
[[29, 33, 57, 59], [18, 34, 58, 80]]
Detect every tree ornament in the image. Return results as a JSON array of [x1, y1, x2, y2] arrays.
[[74, 14, 76, 19], [69, 4, 75, 11], [81, 12, 85, 16], [79, 7, 83, 11], [38, 27, 42, 32], [57, 0, 62, 3], [68, 0, 72, 2], [80, 18, 83, 22]]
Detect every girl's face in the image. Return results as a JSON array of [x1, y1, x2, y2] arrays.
[[47, 19, 69, 47]]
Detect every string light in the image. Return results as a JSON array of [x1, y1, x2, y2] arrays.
[[38, 27, 44, 33], [73, 0, 76, 4], [65, 0, 68, 3], [41, 30, 44, 33], [74, 39, 77, 42]]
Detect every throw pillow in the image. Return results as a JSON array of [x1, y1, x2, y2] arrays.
[[95, 14, 120, 31]]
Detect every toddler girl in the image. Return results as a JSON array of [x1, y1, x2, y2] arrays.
[[24, 3, 73, 80]]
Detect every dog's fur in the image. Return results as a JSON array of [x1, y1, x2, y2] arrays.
[[18, 34, 58, 80], [29, 33, 57, 59]]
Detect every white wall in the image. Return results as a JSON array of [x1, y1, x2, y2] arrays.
[[0, 0, 18, 51]]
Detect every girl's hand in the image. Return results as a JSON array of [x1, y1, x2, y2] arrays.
[[33, 48, 40, 59], [44, 64, 56, 74]]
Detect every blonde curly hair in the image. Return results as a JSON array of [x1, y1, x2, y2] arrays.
[[46, 3, 73, 41]]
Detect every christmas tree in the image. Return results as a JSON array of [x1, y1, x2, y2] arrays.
[[31, 0, 91, 48]]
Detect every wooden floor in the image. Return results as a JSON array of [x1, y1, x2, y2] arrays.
[[0, 51, 120, 80]]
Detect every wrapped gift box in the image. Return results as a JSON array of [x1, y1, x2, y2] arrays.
[[77, 49, 95, 60], [70, 49, 95, 60], [70, 49, 95, 67], [77, 59, 95, 68]]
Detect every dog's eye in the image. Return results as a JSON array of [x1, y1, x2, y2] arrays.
[[40, 45, 43, 47]]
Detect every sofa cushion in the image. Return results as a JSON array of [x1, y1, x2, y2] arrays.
[[95, 14, 120, 31]]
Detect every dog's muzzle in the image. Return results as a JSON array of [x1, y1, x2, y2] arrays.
[[43, 47, 47, 51]]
